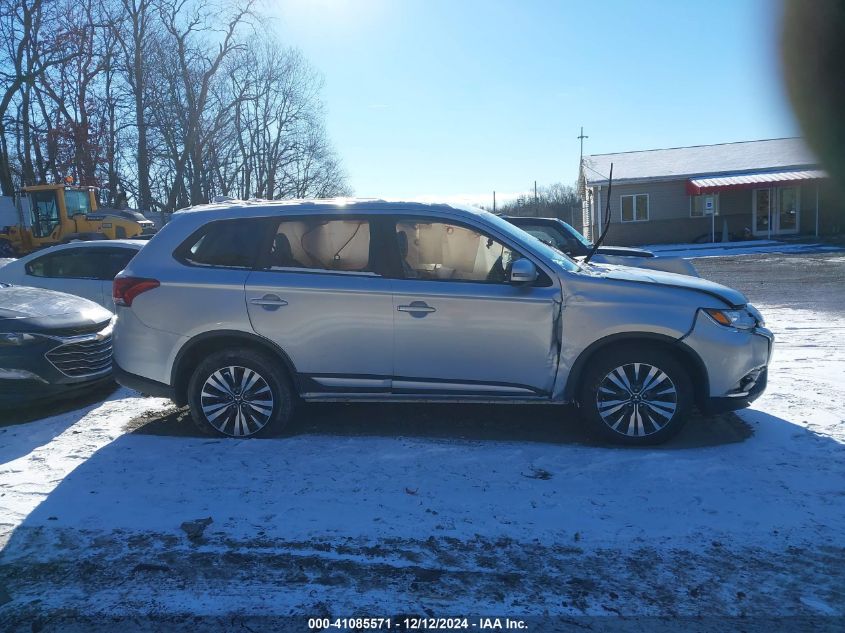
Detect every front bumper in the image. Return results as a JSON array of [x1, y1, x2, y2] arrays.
[[701, 367, 768, 414], [0, 375, 113, 408], [0, 322, 114, 408], [682, 309, 774, 412]]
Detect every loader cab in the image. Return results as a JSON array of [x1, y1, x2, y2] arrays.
[[23, 184, 97, 243]]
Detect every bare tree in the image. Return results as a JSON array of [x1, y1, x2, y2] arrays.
[[153, 0, 254, 208], [0, 0, 349, 207], [215, 34, 350, 202], [0, 0, 76, 194], [111, 0, 156, 210]]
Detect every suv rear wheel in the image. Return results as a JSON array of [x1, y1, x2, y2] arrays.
[[578, 346, 692, 445], [187, 349, 293, 438]]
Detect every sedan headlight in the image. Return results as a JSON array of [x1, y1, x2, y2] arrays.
[[0, 332, 39, 346], [746, 304, 765, 327], [704, 308, 757, 330]]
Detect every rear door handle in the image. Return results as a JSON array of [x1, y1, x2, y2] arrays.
[[249, 294, 288, 308], [397, 301, 436, 315]]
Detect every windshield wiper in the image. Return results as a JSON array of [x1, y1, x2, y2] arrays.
[[583, 163, 613, 265]]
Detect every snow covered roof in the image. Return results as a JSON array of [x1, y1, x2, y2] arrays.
[[582, 137, 821, 186]]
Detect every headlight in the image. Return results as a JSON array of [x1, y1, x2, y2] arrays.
[[704, 308, 757, 330], [0, 332, 39, 346], [746, 304, 765, 327]]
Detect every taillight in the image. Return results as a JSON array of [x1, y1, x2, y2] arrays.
[[113, 276, 160, 307]]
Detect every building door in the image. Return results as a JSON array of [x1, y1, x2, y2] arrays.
[[776, 187, 800, 234], [753, 187, 800, 237]]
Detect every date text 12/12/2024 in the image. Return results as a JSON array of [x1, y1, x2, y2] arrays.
[[308, 617, 528, 630]]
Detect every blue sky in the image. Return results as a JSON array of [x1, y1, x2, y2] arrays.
[[268, 0, 796, 205]]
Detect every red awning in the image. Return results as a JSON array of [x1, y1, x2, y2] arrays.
[[686, 169, 827, 195]]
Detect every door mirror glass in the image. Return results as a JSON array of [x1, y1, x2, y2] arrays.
[[510, 258, 538, 284]]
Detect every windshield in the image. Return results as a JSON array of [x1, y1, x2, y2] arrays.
[[558, 220, 593, 249], [64, 189, 92, 216], [477, 210, 580, 272]]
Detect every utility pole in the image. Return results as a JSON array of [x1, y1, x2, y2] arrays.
[[534, 180, 538, 216], [577, 126, 588, 162], [577, 126, 589, 235], [493, 190, 496, 214]]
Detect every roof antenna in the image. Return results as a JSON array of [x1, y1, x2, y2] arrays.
[[583, 162, 613, 265]]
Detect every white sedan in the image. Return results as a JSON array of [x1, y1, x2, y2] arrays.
[[0, 240, 144, 310]]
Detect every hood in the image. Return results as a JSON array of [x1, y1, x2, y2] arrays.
[[588, 265, 747, 307], [595, 246, 654, 258], [0, 285, 112, 332]]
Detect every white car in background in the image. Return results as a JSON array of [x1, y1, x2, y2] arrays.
[[0, 240, 144, 310]]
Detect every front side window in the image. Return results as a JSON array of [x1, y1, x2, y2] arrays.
[[177, 218, 269, 269], [64, 190, 92, 216], [395, 220, 521, 283], [621, 194, 649, 222]]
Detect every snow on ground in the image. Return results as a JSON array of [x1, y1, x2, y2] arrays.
[[644, 239, 844, 259], [0, 254, 844, 629]]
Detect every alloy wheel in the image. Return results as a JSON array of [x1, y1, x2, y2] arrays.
[[200, 365, 275, 437], [595, 362, 678, 437]]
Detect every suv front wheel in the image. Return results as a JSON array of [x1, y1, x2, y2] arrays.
[[578, 346, 692, 445], [187, 349, 293, 438]]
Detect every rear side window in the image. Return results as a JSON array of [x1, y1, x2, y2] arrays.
[[27, 250, 97, 278], [176, 219, 269, 269], [265, 218, 376, 274], [26, 248, 135, 280]]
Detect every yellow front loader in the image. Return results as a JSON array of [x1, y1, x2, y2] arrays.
[[0, 184, 155, 257]]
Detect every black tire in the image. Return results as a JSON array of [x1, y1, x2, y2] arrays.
[[187, 349, 294, 438], [0, 239, 16, 257], [578, 345, 692, 446]]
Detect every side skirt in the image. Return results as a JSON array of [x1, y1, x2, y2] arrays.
[[299, 392, 561, 404]]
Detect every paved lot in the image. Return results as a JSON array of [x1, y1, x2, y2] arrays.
[[1, 250, 843, 631]]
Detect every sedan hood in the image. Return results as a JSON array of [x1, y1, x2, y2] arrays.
[[595, 246, 654, 258], [589, 265, 747, 307], [0, 285, 112, 332]]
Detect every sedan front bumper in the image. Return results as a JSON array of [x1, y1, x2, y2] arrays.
[[0, 322, 114, 408], [0, 375, 113, 408]]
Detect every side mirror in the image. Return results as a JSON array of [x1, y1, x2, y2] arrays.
[[510, 258, 538, 284]]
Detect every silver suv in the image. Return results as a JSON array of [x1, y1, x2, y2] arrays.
[[112, 200, 773, 445]]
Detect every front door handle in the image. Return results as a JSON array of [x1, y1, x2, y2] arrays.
[[250, 294, 288, 308], [397, 301, 436, 316]]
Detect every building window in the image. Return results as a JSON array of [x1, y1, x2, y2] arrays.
[[690, 194, 719, 217], [621, 194, 648, 222]]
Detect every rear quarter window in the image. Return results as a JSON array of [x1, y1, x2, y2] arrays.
[[174, 218, 271, 269]]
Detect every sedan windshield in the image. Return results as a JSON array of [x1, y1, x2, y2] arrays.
[[559, 220, 594, 249]]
